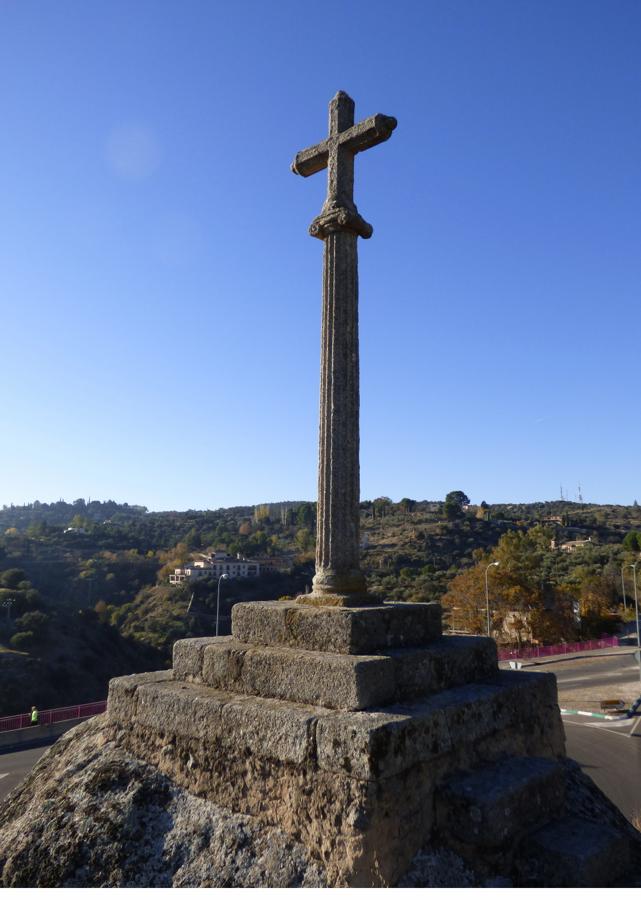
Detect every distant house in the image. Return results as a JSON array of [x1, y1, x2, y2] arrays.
[[169, 551, 260, 585], [550, 537, 592, 553]]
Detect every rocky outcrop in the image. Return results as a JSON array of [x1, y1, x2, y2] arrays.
[[0, 717, 326, 888]]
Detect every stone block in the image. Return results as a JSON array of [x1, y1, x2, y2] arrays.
[[232, 600, 442, 654], [173, 636, 227, 681], [315, 671, 564, 781], [121, 678, 327, 766], [201, 640, 395, 710], [437, 756, 565, 848], [106, 669, 172, 722], [521, 817, 631, 887], [390, 636, 497, 700]]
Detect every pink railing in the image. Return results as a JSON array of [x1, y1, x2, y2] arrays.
[[0, 700, 106, 733], [498, 635, 619, 661]]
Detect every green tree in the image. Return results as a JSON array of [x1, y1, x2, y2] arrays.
[[14, 610, 51, 638], [295, 528, 314, 552], [622, 531, 641, 552], [444, 491, 470, 520], [296, 503, 316, 530], [9, 631, 35, 652], [0, 569, 27, 589]]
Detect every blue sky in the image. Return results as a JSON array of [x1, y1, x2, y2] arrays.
[[1, 0, 639, 510]]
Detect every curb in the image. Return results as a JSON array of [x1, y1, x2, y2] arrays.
[[559, 707, 628, 721]]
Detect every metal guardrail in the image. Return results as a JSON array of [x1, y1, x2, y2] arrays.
[[498, 635, 619, 660], [0, 700, 106, 733]]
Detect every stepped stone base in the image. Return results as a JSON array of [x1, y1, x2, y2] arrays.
[[231, 599, 443, 653], [436, 756, 566, 855], [173, 634, 497, 710], [2, 597, 638, 886], [103, 598, 599, 886]]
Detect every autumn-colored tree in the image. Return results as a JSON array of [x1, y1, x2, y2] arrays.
[[442, 525, 575, 644], [157, 542, 192, 582]]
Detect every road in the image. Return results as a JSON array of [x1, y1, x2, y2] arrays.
[[519, 649, 641, 823], [0, 744, 49, 803], [501, 648, 641, 708], [563, 716, 641, 822], [536, 651, 641, 696]]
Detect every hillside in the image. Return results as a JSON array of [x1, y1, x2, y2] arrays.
[[1, 495, 640, 715]]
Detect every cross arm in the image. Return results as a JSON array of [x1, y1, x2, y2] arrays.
[[291, 113, 397, 178], [340, 114, 397, 155], [291, 140, 329, 177]]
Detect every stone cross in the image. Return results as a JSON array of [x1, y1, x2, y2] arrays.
[[292, 91, 397, 605]]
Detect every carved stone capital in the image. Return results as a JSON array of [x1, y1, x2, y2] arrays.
[[309, 207, 373, 240]]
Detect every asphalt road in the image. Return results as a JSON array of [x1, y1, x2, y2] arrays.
[[0, 744, 49, 803], [523, 649, 641, 823], [563, 716, 641, 823], [534, 651, 641, 695]]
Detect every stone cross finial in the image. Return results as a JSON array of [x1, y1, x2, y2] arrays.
[[292, 91, 397, 240], [292, 92, 396, 605]]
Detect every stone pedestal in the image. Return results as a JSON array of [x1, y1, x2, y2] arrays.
[[103, 599, 602, 887]]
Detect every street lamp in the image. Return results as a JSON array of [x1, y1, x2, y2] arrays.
[[626, 562, 641, 685], [621, 565, 628, 612], [485, 561, 500, 638], [216, 574, 230, 637], [2, 598, 15, 623]]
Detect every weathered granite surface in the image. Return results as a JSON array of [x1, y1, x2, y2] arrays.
[[1, 718, 638, 888], [0, 718, 326, 888], [292, 91, 396, 603], [436, 756, 566, 850], [173, 632, 496, 710], [200, 639, 396, 710], [231, 599, 442, 654], [101, 662, 566, 885]]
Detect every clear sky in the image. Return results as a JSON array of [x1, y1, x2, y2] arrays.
[[1, 0, 639, 511]]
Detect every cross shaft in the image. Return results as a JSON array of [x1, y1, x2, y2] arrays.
[[292, 92, 397, 605]]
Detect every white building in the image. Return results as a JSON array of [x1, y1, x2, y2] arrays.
[[169, 551, 260, 585]]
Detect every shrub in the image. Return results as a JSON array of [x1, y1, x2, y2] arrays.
[[10, 631, 35, 652], [14, 611, 50, 638]]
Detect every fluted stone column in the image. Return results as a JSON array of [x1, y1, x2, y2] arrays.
[[292, 92, 396, 605], [313, 228, 365, 599]]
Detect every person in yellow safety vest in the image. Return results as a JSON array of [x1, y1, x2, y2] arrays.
[[30, 706, 39, 726]]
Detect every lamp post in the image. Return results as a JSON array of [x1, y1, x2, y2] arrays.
[[621, 565, 628, 612], [2, 598, 15, 623], [485, 561, 500, 638], [626, 562, 641, 684], [216, 574, 230, 637]]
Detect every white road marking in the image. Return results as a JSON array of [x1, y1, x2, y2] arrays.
[[0, 774, 8, 780], [557, 670, 637, 684], [564, 719, 633, 734]]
